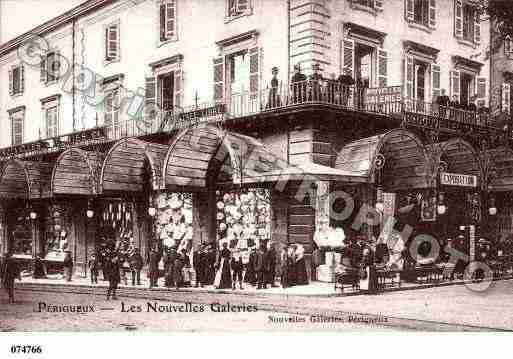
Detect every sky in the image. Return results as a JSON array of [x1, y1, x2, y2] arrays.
[[1, 0, 84, 43]]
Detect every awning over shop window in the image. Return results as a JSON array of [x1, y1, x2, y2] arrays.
[[51, 148, 103, 196], [335, 129, 429, 190], [0, 159, 52, 199], [487, 146, 513, 191], [430, 138, 480, 181], [100, 137, 167, 193]]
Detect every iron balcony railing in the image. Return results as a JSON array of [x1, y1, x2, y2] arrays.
[[0, 79, 504, 159]]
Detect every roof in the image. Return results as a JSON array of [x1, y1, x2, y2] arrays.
[[0, 0, 115, 58]]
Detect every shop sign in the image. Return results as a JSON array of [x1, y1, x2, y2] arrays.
[[440, 172, 477, 187], [365, 86, 402, 105]]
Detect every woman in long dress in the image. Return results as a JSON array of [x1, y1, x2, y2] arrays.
[[216, 242, 232, 289]]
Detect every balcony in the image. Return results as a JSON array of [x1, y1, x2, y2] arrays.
[[0, 79, 506, 160]]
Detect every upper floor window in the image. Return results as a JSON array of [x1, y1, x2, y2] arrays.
[[104, 21, 120, 63], [227, 0, 252, 20], [351, 0, 383, 10], [8, 64, 25, 96], [104, 88, 121, 133], [8, 107, 25, 146], [40, 51, 61, 84], [405, 0, 436, 29], [159, 0, 177, 43], [454, 0, 480, 45], [41, 95, 60, 138]]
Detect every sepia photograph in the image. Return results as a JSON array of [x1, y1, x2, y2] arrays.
[[0, 0, 513, 346]]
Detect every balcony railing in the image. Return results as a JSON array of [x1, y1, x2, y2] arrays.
[[0, 79, 504, 159]]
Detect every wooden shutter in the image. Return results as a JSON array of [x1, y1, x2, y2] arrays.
[[405, 0, 414, 22], [104, 92, 113, 127], [429, 0, 436, 28], [8, 68, 13, 96], [213, 56, 225, 102], [165, 0, 176, 40], [159, 3, 166, 41], [145, 76, 157, 120], [474, 10, 481, 45], [236, 0, 250, 12], [476, 77, 486, 99], [12, 112, 23, 145], [20, 66, 25, 94], [502, 83, 511, 114], [454, 0, 463, 38], [249, 47, 260, 99], [377, 48, 387, 87], [374, 0, 383, 11], [342, 39, 355, 78], [40, 55, 47, 83], [106, 24, 119, 60], [173, 68, 183, 109], [450, 70, 460, 103], [404, 55, 414, 99], [431, 64, 441, 99]]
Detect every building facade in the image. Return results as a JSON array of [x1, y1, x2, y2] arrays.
[[0, 0, 507, 282]]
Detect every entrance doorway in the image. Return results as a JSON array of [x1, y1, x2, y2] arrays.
[[460, 72, 474, 107], [355, 43, 373, 88], [158, 72, 174, 111]]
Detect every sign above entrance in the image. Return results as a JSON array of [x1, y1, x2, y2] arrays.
[[440, 172, 477, 187]]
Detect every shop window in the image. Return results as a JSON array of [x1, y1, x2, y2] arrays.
[[227, 0, 252, 20], [405, 0, 436, 29], [7, 208, 32, 258], [41, 95, 60, 139], [8, 64, 24, 96], [8, 107, 24, 146], [155, 193, 193, 250], [98, 199, 135, 248], [40, 51, 61, 84], [158, 0, 177, 43], [104, 20, 120, 63], [216, 188, 271, 251], [45, 203, 73, 260]]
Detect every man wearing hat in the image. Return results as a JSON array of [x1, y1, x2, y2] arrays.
[[337, 67, 355, 106], [63, 250, 73, 282], [291, 63, 307, 104], [1, 251, 21, 304], [309, 63, 323, 102]]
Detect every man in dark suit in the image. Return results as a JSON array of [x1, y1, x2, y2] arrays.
[[254, 246, 265, 289], [148, 247, 160, 288], [105, 255, 121, 300], [436, 88, 450, 118], [193, 246, 205, 287], [1, 252, 21, 303], [265, 243, 277, 287]]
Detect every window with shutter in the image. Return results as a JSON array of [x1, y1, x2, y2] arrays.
[[46, 52, 59, 83], [502, 83, 511, 114], [159, 0, 177, 43], [9, 65, 23, 96], [374, 0, 383, 11], [213, 57, 225, 102], [405, 55, 414, 99], [249, 47, 260, 100], [145, 76, 157, 122], [105, 22, 120, 62], [431, 64, 441, 99], [476, 77, 486, 100], [429, 0, 436, 29], [406, 0, 414, 22], [8, 69, 13, 96], [474, 11, 481, 45], [46, 106, 59, 138], [450, 70, 461, 102], [454, 0, 463, 38], [10, 110, 24, 146], [20, 65, 25, 94], [40, 55, 47, 83], [227, 0, 252, 19], [342, 39, 355, 79], [174, 68, 183, 109], [377, 49, 387, 87]]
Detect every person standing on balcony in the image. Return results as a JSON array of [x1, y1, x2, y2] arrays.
[[449, 95, 461, 121], [291, 64, 307, 104], [436, 89, 450, 118], [467, 95, 478, 124], [337, 69, 355, 107], [266, 67, 281, 109], [309, 63, 324, 102]]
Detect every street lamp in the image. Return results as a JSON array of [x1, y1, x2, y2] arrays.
[[86, 200, 95, 219], [29, 210, 38, 220], [488, 196, 497, 216], [437, 192, 446, 215]]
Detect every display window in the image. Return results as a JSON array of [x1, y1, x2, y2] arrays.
[[216, 188, 271, 255], [98, 199, 134, 252], [7, 207, 32, 258], [44, 203, 73, 261], [155, 192, 193, 252]]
